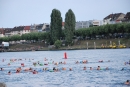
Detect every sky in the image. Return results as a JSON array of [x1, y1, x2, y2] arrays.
[[0, 0, 130, 28]]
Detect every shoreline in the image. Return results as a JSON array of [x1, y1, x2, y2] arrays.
[[1, 47, 129, 52]]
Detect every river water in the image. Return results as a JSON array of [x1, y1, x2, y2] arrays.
[[0, 49, 130, 87]]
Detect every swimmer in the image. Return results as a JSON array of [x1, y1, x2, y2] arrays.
[[43, 68, 45, 71], [124, 62, 126, 65], [69, 68, 72, 71], [29, 67, 32, 71], [83, 60, 88, 63], [44, 58, 48, 61], [62, 67, 66, 70], [121, 68, 124, 71], [16, 70, 20, 73], [33, 70, 38, 74], [21, 63, 24, 67], [75, 61, 79, 64], [33, 62, 37, 66], [16, 67, 22, 73], [90, 67, 93, 70], [97, 66, 101, 70], [45, 68, 48, 71], [53, 67, 56, 71], [8, 71, 11, 75], [125, 80, 130, 85], [8, 63, 10, 66], [54, 62, 58, 65], [0, 68, 4, 71], [38, 61, 40, 64], [53, 67, 58, 72], [99, 60, 103, 62], [83, 66, 87, 70], [106, 67, 109, 70]]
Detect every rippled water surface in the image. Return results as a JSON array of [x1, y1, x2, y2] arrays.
[[0, 49, 130, 87]]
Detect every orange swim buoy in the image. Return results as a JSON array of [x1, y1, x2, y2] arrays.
[[64, 52, 67, 59]]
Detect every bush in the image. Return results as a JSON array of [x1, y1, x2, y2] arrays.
[[54, 40, 62, 49]]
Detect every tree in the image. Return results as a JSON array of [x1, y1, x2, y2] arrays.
[[50, 9, 62, 44], [64, 9, 76, 45], [10, 35, 21, 41], [1, 37, 9, 42]]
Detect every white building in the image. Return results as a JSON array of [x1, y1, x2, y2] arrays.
[[92, 20, 103, 26], [75, 20, 93, 30]]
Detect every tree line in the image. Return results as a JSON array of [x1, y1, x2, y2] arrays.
[[75, 23, 130, 39]]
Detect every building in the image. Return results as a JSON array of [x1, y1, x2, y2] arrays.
[[4, 28, 12, 37], [0, 28, 4, 37], [103, 13, 125, 25], [30, 24, 37, 32], [75, 20, 93, 30], [11, 26, 25, 36], [42, 24, 50, 32], [36, 24, 44, 32], [62, 22, 64, 29], [23, 26, 30, 34], [122, 12, 130, 23], [92, 20, 103, 26], [30, 23, 50, 32]]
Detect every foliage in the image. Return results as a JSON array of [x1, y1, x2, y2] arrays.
[[75, 23, 130, 39], [10, 35, 21, 41], [54, 40, 62, 49], [64, 9, 76, 45], [50, 9, 62, 44], [0, 37, 9, 42]]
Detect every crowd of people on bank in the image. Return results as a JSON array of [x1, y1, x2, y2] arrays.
[[0, 58, 130, 85]]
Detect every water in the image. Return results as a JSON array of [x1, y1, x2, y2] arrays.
[[0, 49, 130, 87]]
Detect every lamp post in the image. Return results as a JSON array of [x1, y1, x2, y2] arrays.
[[87, 42, 88, 49], [94, 42, 96, 49], [118, 40, 120, 46]]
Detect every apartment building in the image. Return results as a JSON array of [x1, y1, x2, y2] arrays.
[[122, 12, 130, 22], [75, 20, 93, 30], [30, 23, 50, 32], [4, 28, 12, 37], [92, 20, 103, 26], [103, 13, 125, 25]]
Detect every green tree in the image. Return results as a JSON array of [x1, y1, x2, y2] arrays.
[[54, 40, 62, 49], [1, 37, 9, 42], [50, 9, 62, 44], [124, 23, 130, 33], [10, 35, 21, 41], [64, 9, 76, 45]]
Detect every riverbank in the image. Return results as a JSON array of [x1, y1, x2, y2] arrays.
[[4, 38, 130, 52]]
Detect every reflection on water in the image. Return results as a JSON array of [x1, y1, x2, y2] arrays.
[[0, 49, 130, 87]]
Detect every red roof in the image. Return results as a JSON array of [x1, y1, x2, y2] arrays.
[[24, 26, 30, 30], [62, 22, 64, 26]]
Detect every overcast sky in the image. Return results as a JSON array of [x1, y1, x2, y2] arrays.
[[0, 0, 130, 28]]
